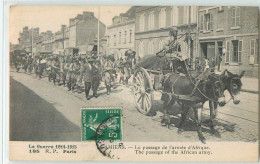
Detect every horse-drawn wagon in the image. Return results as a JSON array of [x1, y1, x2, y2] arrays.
[[132, 50, 245, 143], [132, 53, 189, 115]]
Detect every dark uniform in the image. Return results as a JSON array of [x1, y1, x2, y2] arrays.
[[80, 58, 93, 100], [51, 59, 60, 85], [67, 60, 77, 91], [123, 57, 131, 85], [156, 27, 187, 74], [91, 63, 100, 98]]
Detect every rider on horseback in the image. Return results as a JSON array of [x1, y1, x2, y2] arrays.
[[156, 27, 187, 74]]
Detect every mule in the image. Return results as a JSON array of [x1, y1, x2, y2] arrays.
[[161, 71, 226, 143], [207, 69, 245, 137]]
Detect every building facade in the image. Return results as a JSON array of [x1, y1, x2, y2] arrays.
[[18, 27, 40, 53], [68, 11, 106, 49], [198, 6, 259, 77], [53, 25, 67, 53], [135, 6, 198, 62], [106, 7, 136, 59]]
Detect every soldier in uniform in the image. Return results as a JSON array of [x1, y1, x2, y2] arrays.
[[156, 27, 187, 74], [118, 58, 125, 83], [47, 57, 53, 82], [91, 58, 100, 98], [80, 57, 94, 100], [58, 56, 66, 86], [51, 56, 60, 85], [67, 58, 77, 92], [123, 56, 131, 85]]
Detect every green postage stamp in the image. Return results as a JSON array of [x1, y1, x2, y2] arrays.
[[81, 107, 122, 141]]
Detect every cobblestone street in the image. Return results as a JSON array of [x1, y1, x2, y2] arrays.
[[10, 69, 258, 142]]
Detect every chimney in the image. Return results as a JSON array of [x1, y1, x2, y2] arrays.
[[61, 25, 66, 32], [69, 18, 73, 26], [23, 26, 28, 32], [77, 14, 83, 20], [83, 11, 94, 20]]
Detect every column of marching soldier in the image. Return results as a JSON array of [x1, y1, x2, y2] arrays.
[[12, 53, 135, 101]]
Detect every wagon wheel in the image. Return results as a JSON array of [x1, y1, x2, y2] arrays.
[[133, 67, 154, 115]]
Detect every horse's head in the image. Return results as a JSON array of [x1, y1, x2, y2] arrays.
[[222, 69, 245, 104], [207, 74, 226, 107]]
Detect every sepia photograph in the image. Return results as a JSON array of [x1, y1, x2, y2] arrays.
[[7, 5, 259, 161]]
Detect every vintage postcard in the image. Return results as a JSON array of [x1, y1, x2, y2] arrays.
[[8, 5, 259, 161]]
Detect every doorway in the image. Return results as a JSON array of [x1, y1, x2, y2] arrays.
[[200, 42, 216, 68]]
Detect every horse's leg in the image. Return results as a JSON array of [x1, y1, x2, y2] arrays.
[[209, 101, 221, 138], [178, 104, 189, 134], [161, 97, 175, 129], [194, 103, 206, 144]]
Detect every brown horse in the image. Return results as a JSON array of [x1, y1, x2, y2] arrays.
[[161, 72, 226, 143], [207, 69, 245, 137]]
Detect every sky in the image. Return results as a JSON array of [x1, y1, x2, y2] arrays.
[[9, 6, 131, 44]]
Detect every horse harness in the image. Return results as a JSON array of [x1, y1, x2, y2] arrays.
[[161, 70, 224, 104]]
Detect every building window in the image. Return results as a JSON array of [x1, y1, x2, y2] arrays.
[[256, 39, 259, 64], [183, 6, 189, 24], [124, 31, 127, 44], [217, 12, 224, 29], [148, 40, 154, 55], [119, 32, 121, 44], [250, 39, 256, 57], [250, 39, 258, 64], [232, 7, 240, 27], [159, 8, 166, 28], [138, 41, 144, 58], [129, 30, 132, 43], [238, 40, 242, 63], [229, 40, 242, 63], [148, 11, 154, 30], [114, 34, 116, 46], [226, 41, 230, 63], [204, 13, 213, 31], [171, 6, 178, 26], [191, 7, 197, 24], [200, 15, 204, 31], [178, 7, 184, 25], [139, 13, 145, 32]]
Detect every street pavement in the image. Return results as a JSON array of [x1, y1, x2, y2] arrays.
[[10, 69, 258, 142], [241, 76, 259, 93]]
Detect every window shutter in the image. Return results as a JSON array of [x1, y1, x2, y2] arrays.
[[232, 8, 236, 26], [236, 7, 240, 26], [256, 39, 259, 64], [249, 40, 255, 64], [238, 40, 243, 63], [200, 15, 204, 30], [226, 41, 230, 63], [204, 15, 206, 30], [210, 13, 214, 30]]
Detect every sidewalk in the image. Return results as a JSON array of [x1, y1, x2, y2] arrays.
[[241, 76, 259, 94]]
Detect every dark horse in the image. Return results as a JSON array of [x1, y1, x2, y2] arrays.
[[207, 69, 245, 137], [161, 70, 226, 143]]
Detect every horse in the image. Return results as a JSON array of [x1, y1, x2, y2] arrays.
[[207, 69, 245, 137], [161, 71, 226, 144]]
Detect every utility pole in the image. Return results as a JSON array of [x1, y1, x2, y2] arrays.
[[31, 28, 34, 57], [97, 6, 100, 57]]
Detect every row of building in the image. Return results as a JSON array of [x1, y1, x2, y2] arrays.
[[11, 6, 259, 77], [11, 11, 106, 56], [106, 6, 258, 77]]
